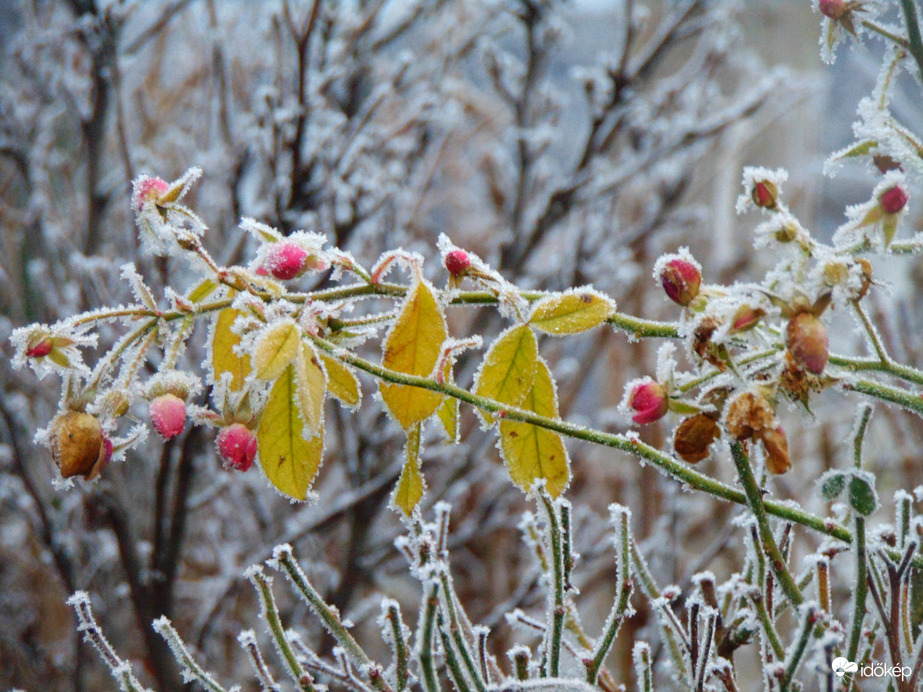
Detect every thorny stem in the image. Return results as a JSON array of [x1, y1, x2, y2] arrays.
[[586, 508, 633, 684], [272, 546, 394, 692], [537, 491, 566, 679], [439, 571, 487, 692], [416, 582, 442, 692], [780, 605, 817, 692], [385, 602, 410, 691], [152, 617, 228, 692], [248, 568, 318, 692], [731, 443, 804, 608]]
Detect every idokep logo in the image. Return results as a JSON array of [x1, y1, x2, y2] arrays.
[[831, 657, 910, 682], [831, 657, 858, 677]]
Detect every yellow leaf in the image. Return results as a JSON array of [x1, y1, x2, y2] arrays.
[[295, 343, 326, 435], [258, 364, 324, 501], [499, 359, 570, 497], [254, 320, 300, 381], [187, 278, 219, 303], [529, 290, 615, 335], [212, 307, 252, 391], [379, 280, 447, 429], [474, 325, 538, 425], [392, 424, 424, 515], [319, 352, 361, 408]]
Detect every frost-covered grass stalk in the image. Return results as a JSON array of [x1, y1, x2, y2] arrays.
[[4, 0, 923, 690]]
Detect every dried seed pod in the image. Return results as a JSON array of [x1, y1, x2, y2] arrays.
[[725, 392, 775, 441], [51, 411, 108, 479], [674, 414, 721, 464], [759, 425, 791, 475]]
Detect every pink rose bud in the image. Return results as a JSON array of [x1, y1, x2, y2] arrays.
[[266, 242, 309, 280], [627, 380, 669, 425], [132, 176, 170, 211], [217, 423, 257, 471], [26, 337, 54, 358], [659, 257, 701, 306], [879, 185, 908, 215], [445, 249, 471, 277], [751, 180, 778, 209], [786, 312, 829, 375], [730, 305, 765, 334], [149, 394, 187, 440], [819, 0, 847, 19]]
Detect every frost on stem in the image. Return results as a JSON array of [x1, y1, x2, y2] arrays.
[[67, 592, 152, 692]]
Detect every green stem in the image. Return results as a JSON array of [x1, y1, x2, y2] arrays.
[[844, 379, 923, 417], [730, 443, 804, 608], [417, 582, 442, 692], [899, 0, 923, 79], [312, 335, 851, 543], [273, 547, 393, 691], [861, 19, 912, 50], [853, 302, 889, 364], [248, 568, 317, 692], [537, 491, 566, 679], [780, 604, 817, 691]]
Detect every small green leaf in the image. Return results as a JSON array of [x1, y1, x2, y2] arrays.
[[818, 471, 846, 501], [848, 472, 879, 517], [187, 278, 219, 303]]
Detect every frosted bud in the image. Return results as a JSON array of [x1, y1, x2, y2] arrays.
[[149, 394, 187, 440], [217, 423, 257, 471], [819, 0, 847, 19], [132, 176, 169, 211], [751, 180, 778, 210], [759, 425, 791, 475], [266, 242, 310, 280], [445, 249, 471, 277], [51, 411, 110, 479], [729, 305, 764, 334], [786, 312, 829, 374], [26, 336, 54, 358], [673, 414, 720, 464], [659, 256, 701, 306], [626, 379, 669, 424], [879, 185, 908, 215]]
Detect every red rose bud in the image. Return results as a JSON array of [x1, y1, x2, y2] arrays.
[[133, 176, 170, 211], [149, 394, 187, 440], [819, 0, 847, 19], [26, 336, 54, 358], [751, 180, 778, 210], [627, 380, 669, 425], [879, 185, 908, 215], [786, 312, 829, 375], [659, 257, 701, 306], [217, 423, 257, 471], [445, 249, 471, 277], [266, 242, 309, 280]]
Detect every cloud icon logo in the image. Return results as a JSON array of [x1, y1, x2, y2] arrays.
[[832, 657, 859, 677]]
